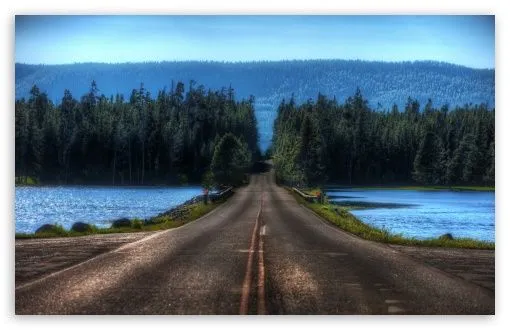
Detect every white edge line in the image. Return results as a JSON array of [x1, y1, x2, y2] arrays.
[[15, 198, 230, 291]]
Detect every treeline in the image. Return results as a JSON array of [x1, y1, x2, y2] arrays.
[[272, 89, 495, 186], [15, 81, 260, 185]]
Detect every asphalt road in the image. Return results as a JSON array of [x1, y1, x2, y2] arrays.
[[15, 166, 495, 315]]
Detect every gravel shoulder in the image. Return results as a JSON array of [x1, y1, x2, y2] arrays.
[[388, 244, 495, 291], [15, 232, 154, 287]]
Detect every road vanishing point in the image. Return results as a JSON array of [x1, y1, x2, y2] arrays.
[[15, 164, 495, 315]]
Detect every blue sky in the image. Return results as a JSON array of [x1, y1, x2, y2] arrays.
[[15, 15, 495, 69]]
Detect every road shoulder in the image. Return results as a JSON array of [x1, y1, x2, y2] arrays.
[[15, 232, 155, 287]]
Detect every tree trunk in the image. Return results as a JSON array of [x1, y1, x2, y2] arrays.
[[112, 149, 116, 185], [348, 155, 353, 185], [128, 142, 132, 184], [65, 159, 69, 184], [141, 141, 145, 185]]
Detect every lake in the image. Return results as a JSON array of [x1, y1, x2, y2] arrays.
[[325, 189, 495, 242], [15, 186, 203, 234]]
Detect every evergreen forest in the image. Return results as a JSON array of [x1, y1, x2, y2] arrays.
[[272, 89, 495, 186], [15, 81, 260, 185]]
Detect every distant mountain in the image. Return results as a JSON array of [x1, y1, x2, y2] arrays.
[[15, 60, 495, 151]]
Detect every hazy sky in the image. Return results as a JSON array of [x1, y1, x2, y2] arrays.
[[15, 15, 495, 69]]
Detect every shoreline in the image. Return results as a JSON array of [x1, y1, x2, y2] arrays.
[[15, 183, 202, 188], [290, 187, 494, 250], [15, 187, 233, 239], [323, 185, 495, 192]]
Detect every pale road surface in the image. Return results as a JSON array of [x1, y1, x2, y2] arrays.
[[15, 166, 495, 315]]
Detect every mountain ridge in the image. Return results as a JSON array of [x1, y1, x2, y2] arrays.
[[15, 60, 495, 150], [15, 59, 495, 70]]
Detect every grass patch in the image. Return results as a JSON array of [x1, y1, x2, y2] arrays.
[[447, 186, 495, 192], [15, 199, 226, 239], [290, 189, 494, 250]]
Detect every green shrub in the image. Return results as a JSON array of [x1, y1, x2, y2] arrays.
[[35, 223, 68, 237], [132, 219, 144, 229], [148, 215, 172, 224], [15, 176, 39, 185], [439, 233, 454, 240], [71, 222, 95, 233], [111, 218, 132, 228]]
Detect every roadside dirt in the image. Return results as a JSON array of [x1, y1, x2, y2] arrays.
[[15, 232, 154, 287], [388, 244, 495, 291]]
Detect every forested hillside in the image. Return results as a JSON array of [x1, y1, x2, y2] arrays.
[[15, 81, 259, 185], [272, 90, 495, 186], [15, 60, 495, 151]]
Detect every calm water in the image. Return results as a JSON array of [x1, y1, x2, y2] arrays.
[[15, 186, 203, 233], [326, 189, 495, 242]]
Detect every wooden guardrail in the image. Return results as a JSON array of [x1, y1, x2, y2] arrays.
[[209, 186, 233, 202], [292, 187, 319, 203]]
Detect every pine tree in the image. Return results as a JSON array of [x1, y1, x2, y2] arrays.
[[211, 133, 251, 186], [484, 141, 495, 185], [413, 131, 444, 184], [299, 114, 326, 185]]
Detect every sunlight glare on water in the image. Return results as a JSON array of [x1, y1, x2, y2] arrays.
[[15, 186, 203, 233]]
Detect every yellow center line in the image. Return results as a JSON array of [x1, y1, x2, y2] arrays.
[[239, 193, 263, 315]]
